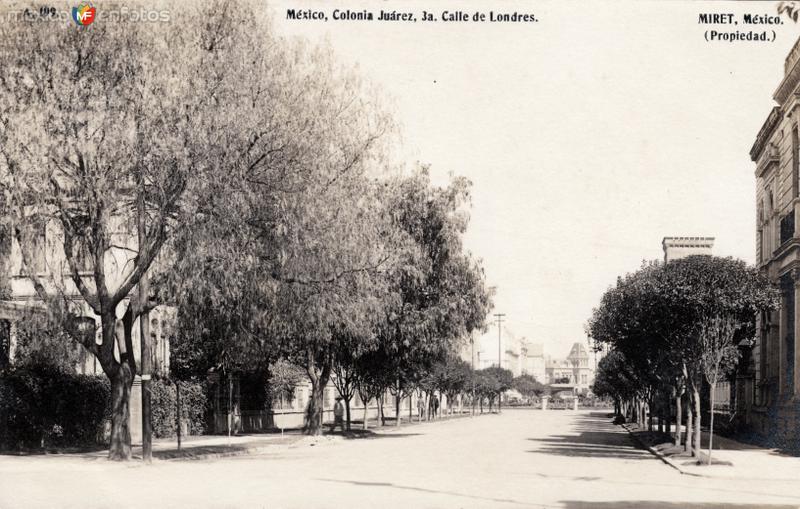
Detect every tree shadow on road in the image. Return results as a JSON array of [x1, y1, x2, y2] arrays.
[[526, 411, 655, 460], [316, 477, 529, 506], [334, 430, 422, 440], [527, 431, 651, 460], [560, 501, 798, 509]]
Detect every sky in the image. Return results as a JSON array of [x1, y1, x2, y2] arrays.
[[267, 0, 799, 361]]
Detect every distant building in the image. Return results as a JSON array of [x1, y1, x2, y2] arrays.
[[520, 340, 546, 383], [662, 236, 714, 263], [545, 342, 594, 396]]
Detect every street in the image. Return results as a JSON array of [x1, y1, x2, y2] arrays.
[[1, 409, 798, 508]]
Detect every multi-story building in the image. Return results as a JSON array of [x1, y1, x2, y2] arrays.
[[747, 36, 800, 441], [0, 222, 171, 375], [545, 342, 594, 395], [520, 340, 546, 383], [662, 237, 714, 263], [0, 216, 171, 442]]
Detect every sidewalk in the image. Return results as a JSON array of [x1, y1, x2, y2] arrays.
[[70, 432, 304, 461], [622, 422, 800, 481], [11, 411, 483, 462]]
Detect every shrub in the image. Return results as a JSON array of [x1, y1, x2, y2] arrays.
[[150, 379, 177, 438], [150, 378, 207, 438], [0, 365, 110, 450]]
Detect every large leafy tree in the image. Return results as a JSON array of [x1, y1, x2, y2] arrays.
[[0, 4, 241, 459], [371, 168, 493, 425], [588, 256, 778, 460], [662, 256, 778, 463]]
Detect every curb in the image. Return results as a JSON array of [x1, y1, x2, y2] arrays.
[[620, 423, 704, 478], [157, 444, 282, 461]]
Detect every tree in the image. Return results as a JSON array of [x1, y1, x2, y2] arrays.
[[588, 261, 695, 449], [0, 5, 236, 459], [588, 256, 779, 461], [592, 350, 638, 417], [513, 374, 548, 404], [665, 256, 779, 464], [483, 366, 513, 412], [352, 349, 393, 430], [474, 369, 500, 413], [439, 356, 472, 415], [371, 168, 494, 425], [267, 359, 304, 410]]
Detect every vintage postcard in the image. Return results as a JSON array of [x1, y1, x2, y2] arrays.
[[0, 1, 799, 508]]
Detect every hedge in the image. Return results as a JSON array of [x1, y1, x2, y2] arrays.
[[150, 378, 207, 438], [0, 365, 110, 450], [0, 367, 208, 451]]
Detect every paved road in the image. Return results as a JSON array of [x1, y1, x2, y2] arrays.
[[1, 410, 799, 508]]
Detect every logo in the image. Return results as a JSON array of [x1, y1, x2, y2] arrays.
[[72, 2, 96, 25]]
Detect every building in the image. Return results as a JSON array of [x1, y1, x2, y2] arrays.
[[747, 36, 800, 441], [0, 215, 171, 442], [662, 237, 714, 263], [545, 342, 594, 396], [520, 340, 546, 383]]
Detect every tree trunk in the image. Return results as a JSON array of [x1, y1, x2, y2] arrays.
[[675, 390, 682, 447], [395, 394, 401, 427], [708, 382, 715, 465], [345, 398, 352, 431], [693, 386, 701, 457], [377, 393, 385, 426], [665, 391, 672, 436], [303, 377, 325, 435], [108, 365, 134, 460], [685, 395, 694, 456], [362, 398, 369, 430]]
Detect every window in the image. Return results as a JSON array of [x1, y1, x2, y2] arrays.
[[19, 226, 47, 275]]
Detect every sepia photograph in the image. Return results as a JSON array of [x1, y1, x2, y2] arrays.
[[0, 0, 799, 507]]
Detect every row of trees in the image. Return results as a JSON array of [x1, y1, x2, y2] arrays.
[[587, 255, 779, 464], [0, 1, 493, 461]]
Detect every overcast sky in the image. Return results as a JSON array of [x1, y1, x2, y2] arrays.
[[269, 0, 799, 361]]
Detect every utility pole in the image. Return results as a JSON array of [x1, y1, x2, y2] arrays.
[[494, 313, 505, 369], [494, 313, 505, 413], [138, 180, 152, 463]]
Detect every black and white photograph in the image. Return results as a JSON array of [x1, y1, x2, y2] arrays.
[[0, 1, 799, 507]]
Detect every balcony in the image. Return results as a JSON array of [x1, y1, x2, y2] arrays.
[[780, 212, 795, 245]]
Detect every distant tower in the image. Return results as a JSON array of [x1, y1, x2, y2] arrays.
[[662, 236, 714, 263], [567, 342, 590, 390]]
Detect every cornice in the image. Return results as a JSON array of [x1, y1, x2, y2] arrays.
[[751, 106, 782, 162], [756, 143, 781, 178], [772, 238, 800, 264], [775, 55, 800, 104]]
